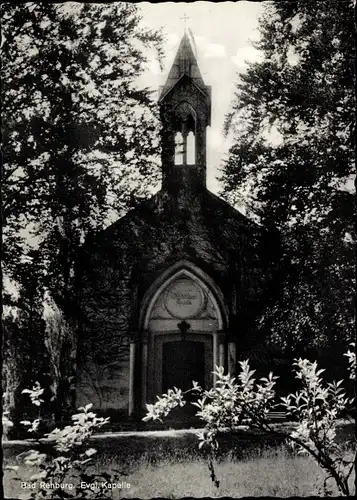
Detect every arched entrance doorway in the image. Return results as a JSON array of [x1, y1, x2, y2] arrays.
[[129, 262, 229, 415]]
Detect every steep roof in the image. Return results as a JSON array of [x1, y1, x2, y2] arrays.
[[85, 188, 261, 246], [159, 32, 208, 101]]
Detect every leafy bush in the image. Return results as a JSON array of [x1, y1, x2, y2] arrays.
[[144, 344, 356, 496], [4, 385, 126, 499]]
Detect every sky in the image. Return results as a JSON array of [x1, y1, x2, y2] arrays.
[[137, 1, 265, 194]]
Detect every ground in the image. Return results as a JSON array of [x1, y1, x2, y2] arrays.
[[3, 421, 355, 498]]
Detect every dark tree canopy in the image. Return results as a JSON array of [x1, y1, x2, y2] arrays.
[[220, 0, 355, 358], [1, 2, 163, 423], [2, 2, 163, 302]]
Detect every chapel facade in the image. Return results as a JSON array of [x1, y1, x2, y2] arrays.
[[76, 33, 277, 420]]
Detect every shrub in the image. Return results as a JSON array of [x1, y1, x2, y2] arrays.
[[4, 384, 125, 499], [144, 344, 356, 496]]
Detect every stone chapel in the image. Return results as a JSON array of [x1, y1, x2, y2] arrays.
[[76, 32, 277, 421]]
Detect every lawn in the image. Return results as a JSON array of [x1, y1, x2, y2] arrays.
[[3, 424, 356, 498], [98, 446, 344, 498]]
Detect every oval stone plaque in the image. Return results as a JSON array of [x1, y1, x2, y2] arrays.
[[164, 279, 204, 319]]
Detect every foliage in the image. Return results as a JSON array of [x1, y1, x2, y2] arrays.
[[220, 0, 355, 355], [144, 346, 356, 496], [1, 2, 163, 419], [2, 2, 162, 293], [344, 343, 356, 381], [144, 387, 187, 422], [2, 297, 50, 436], [2, 411, 14, 440], [281, 357, 355, 496], [5, 384, 126, 499]]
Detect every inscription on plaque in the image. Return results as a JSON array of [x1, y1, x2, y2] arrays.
[[164, 279, 204, 319]]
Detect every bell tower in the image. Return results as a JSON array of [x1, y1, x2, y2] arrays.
[[159, 32, 211, 193]]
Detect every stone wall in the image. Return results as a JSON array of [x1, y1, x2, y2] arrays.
[[76, 355, 130, 411], [76, 187, 278, 417]]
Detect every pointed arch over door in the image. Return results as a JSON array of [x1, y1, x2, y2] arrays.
[[133, 261, 228, 412]]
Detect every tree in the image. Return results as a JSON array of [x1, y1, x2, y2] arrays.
[[2, 249, 51, 433], [1, 3, 163, 417], [220, 0, 355, 366], [2, 2, 163, 295]]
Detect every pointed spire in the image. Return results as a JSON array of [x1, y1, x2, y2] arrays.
[[159, 32, 207, 101]]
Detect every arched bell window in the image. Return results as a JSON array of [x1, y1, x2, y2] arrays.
[[174, 132, 184, 165], [174, 102, 196, 166], [187, 131, 195, 165]]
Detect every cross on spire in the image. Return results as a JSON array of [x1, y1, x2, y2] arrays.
[[180, 13, 190, 32]]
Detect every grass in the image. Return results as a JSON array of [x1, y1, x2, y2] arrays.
[[3, 425, 356, 498], [118, 448, 329, 498]]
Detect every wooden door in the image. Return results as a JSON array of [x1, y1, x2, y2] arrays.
[[162, 340, 205, 392]]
